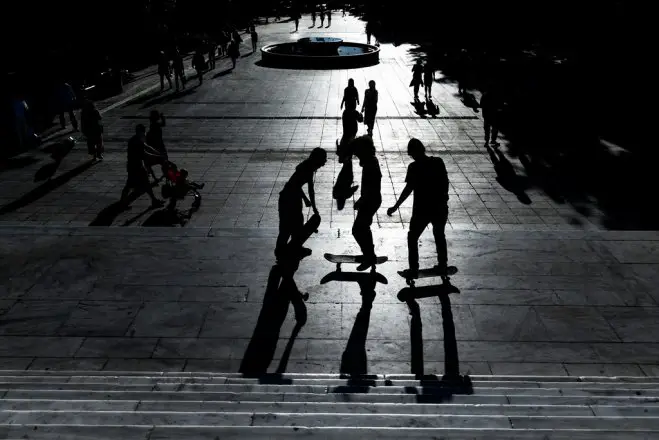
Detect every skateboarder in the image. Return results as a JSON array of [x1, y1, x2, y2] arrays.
[[275, 147, 328, 260], [386, 138, 450, 278], [352, 136, 382, 271]]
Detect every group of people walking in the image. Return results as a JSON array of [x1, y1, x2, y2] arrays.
[[275, 136, 450, 276]]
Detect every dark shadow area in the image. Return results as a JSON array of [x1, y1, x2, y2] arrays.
[[240, 259, 308, 376], [340, 275, 377, 375], [486, 145, 531, 204], [396, 277, 473, 399], [460, 92, 480, 113], [212, 68, 234, 78], [332, 159, 359, 211], [124, 206, 168, 226], [89, 201, 131, 226], [34, 138, 77, 182], [321, 270, 388, 286], [0, 159, 96, 216], [411, 100, 426, 118], [0, 156, 39, 174], [425, 99, 440, 118]]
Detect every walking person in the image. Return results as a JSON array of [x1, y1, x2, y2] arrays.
[[53, 81, 78, 131], [319, 5, 325, 27], [410, 59, 424, 101], [424, 62, 434, 98], [481, 86, 502, 147], [146, 110, 168, 180], [228, 38, 240, 69], [80, 99, 103, 160], [192, 49, 205, 85], [387, 138, 450, 277], [361, 80, 378, 137], [340, 78, 360, 112], [294, 10, 300, 31], [275, 148, 328, 260], [351, 136, 382, 271], [157, 51, 172, 91], [327, 8, 332, 26], [119, 124, 165, 208], [172, 49, 186, 91], [311, 9, 316, 27], [251, 27, 258, 53], [208, 41, 216, 69]]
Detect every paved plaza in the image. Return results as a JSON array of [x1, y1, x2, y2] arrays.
[[1, 15, 658, 377]]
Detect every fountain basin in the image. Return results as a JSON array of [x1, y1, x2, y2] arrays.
[[261, 37, 379, 68]]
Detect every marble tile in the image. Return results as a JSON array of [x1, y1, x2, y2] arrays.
[[59, 302, 142, 337], [75, 337, 158, 359], [129, 302, 209, 337]]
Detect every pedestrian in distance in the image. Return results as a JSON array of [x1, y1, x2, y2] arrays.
[[119, 124, 165, 209], [157, 51, 173, 91], [251, 28, 258, 53], [361, 80, 378, 137], [410, 59, 424, 101], [80, 99, 103, 160], [192, 49, 206, 85]]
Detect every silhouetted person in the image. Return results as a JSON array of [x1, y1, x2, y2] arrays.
[[457, 49, 468, 95], [387, 139, 450, 277], [208, 41, 216, 69], [120, 124, 165, 208], [338, 109, 359, 161], [327, 9, 332, 26], [319, 5, 325, 26], [80, 99, 103, 160], [172, 50, 186, 91], [219, 31, 230, 56], [361, 80, 378, 137], [352, 137, 382, 271], [192, 50, 205, 85], [365, 21, 373, 44], [228, 39, 240, 69], [341, 78, 360, 112], [481, 87, 502, 147], [294, 11, 300, 31], [410, 60, 424, 101], [275, 148, 328, 260], [424, 63, 434, 98], [157, 51, 172, 91], [53, 82, 78, 131], [146, 110, 167, 179], [251, 28, 258, 53], [311, 10, 316, 26]]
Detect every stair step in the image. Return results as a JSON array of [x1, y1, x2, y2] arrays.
[[2, 425, 659, 440], [3, 411, 659, 429]]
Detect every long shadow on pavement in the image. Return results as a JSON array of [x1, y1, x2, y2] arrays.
[[0, 159, 96, 217], [340, 273, 378, 375]]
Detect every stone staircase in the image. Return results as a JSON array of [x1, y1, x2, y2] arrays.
[[1, 371, 659, 439]]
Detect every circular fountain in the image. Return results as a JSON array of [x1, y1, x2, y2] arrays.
[[261, 36, 379, 68]]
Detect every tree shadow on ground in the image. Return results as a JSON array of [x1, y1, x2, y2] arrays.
[[0, 159, 96, 217]]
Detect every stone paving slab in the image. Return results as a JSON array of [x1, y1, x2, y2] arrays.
[[1, 227, 658, 375]]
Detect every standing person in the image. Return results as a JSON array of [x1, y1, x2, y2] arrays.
[[294, 10, 300, 31], [146, 110, 168, 179], [424, 63, 434, 98], [275, 148, 328, 260], [340, 78, 359, 112], [361, 80, 378, 137], [351, 136, 382, 271], [119, 124, 165, 208], [80, 99, 103, 160], [311, 9, 316, 27], [365, 21, 373, 44], [387, 139, 450, 277], [228, 38, 240, 69], [53, 81, 78, 131], [172, 49, 186, 91], [251, 27, 258, 53], [192, 49, 205, 85], [208, 41, 216, 69], [327, 8, 332, 26], [481, 86, 502, 147], [319, 5, 325, 27], [410, 59, 424, 100], [157, 51, 172, 91]]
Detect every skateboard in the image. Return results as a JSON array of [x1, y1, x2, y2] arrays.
[[282, 213, 321, 256], [324, 253, 388, 272], [398, 266, 458, 287]]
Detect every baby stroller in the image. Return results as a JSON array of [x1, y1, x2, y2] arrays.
[[161, 160, 204, 212]]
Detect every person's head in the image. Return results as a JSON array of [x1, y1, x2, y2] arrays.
[[135, 124, 147, 139], [368, 80, 376, 89], [353, 135, 376, 159], [407, 138, 426, 159], [348, 78, 354, 87], [179, 168, 189, 179], [309, 147, 328, 169], [149, 110, 160, 122]]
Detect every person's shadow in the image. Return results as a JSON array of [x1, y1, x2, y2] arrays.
[[239, 258, 308, 376], [412, 99, 427, 118], [340, 273, 377, 375], [333, 140, 359, 211], [426, 99, 440, 118], [397, 278, 472, 394], [461, 92, 480, 113], [486, 145, 532, 204]]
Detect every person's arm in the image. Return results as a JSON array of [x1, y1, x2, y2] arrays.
[[307, 179, 318, 214], [143, 142, 163, 158], [387, 183, 413, 216], [160, 113, 166, 127], [340, 94, 345, 109]]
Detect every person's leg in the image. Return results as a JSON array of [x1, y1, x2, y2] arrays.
[[413, 83, 420, 99], [430, 208, 449, 270], [59, 112, 66, 129], [167, 75, 172, 88], [491, 119, 499, 144], [276, 194, 294, 257], [160, 74, 165, 90], [407, 214, 429, 273], [69, 110, 78, 130], [484, 118, 491, 144]]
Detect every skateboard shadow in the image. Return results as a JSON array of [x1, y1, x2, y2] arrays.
[[320, 271, 388, 285], [397, 280, 460, 302], [239, 261, 307, 376]]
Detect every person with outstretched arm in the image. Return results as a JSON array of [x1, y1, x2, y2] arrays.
[[387, 138, 450, 277]]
